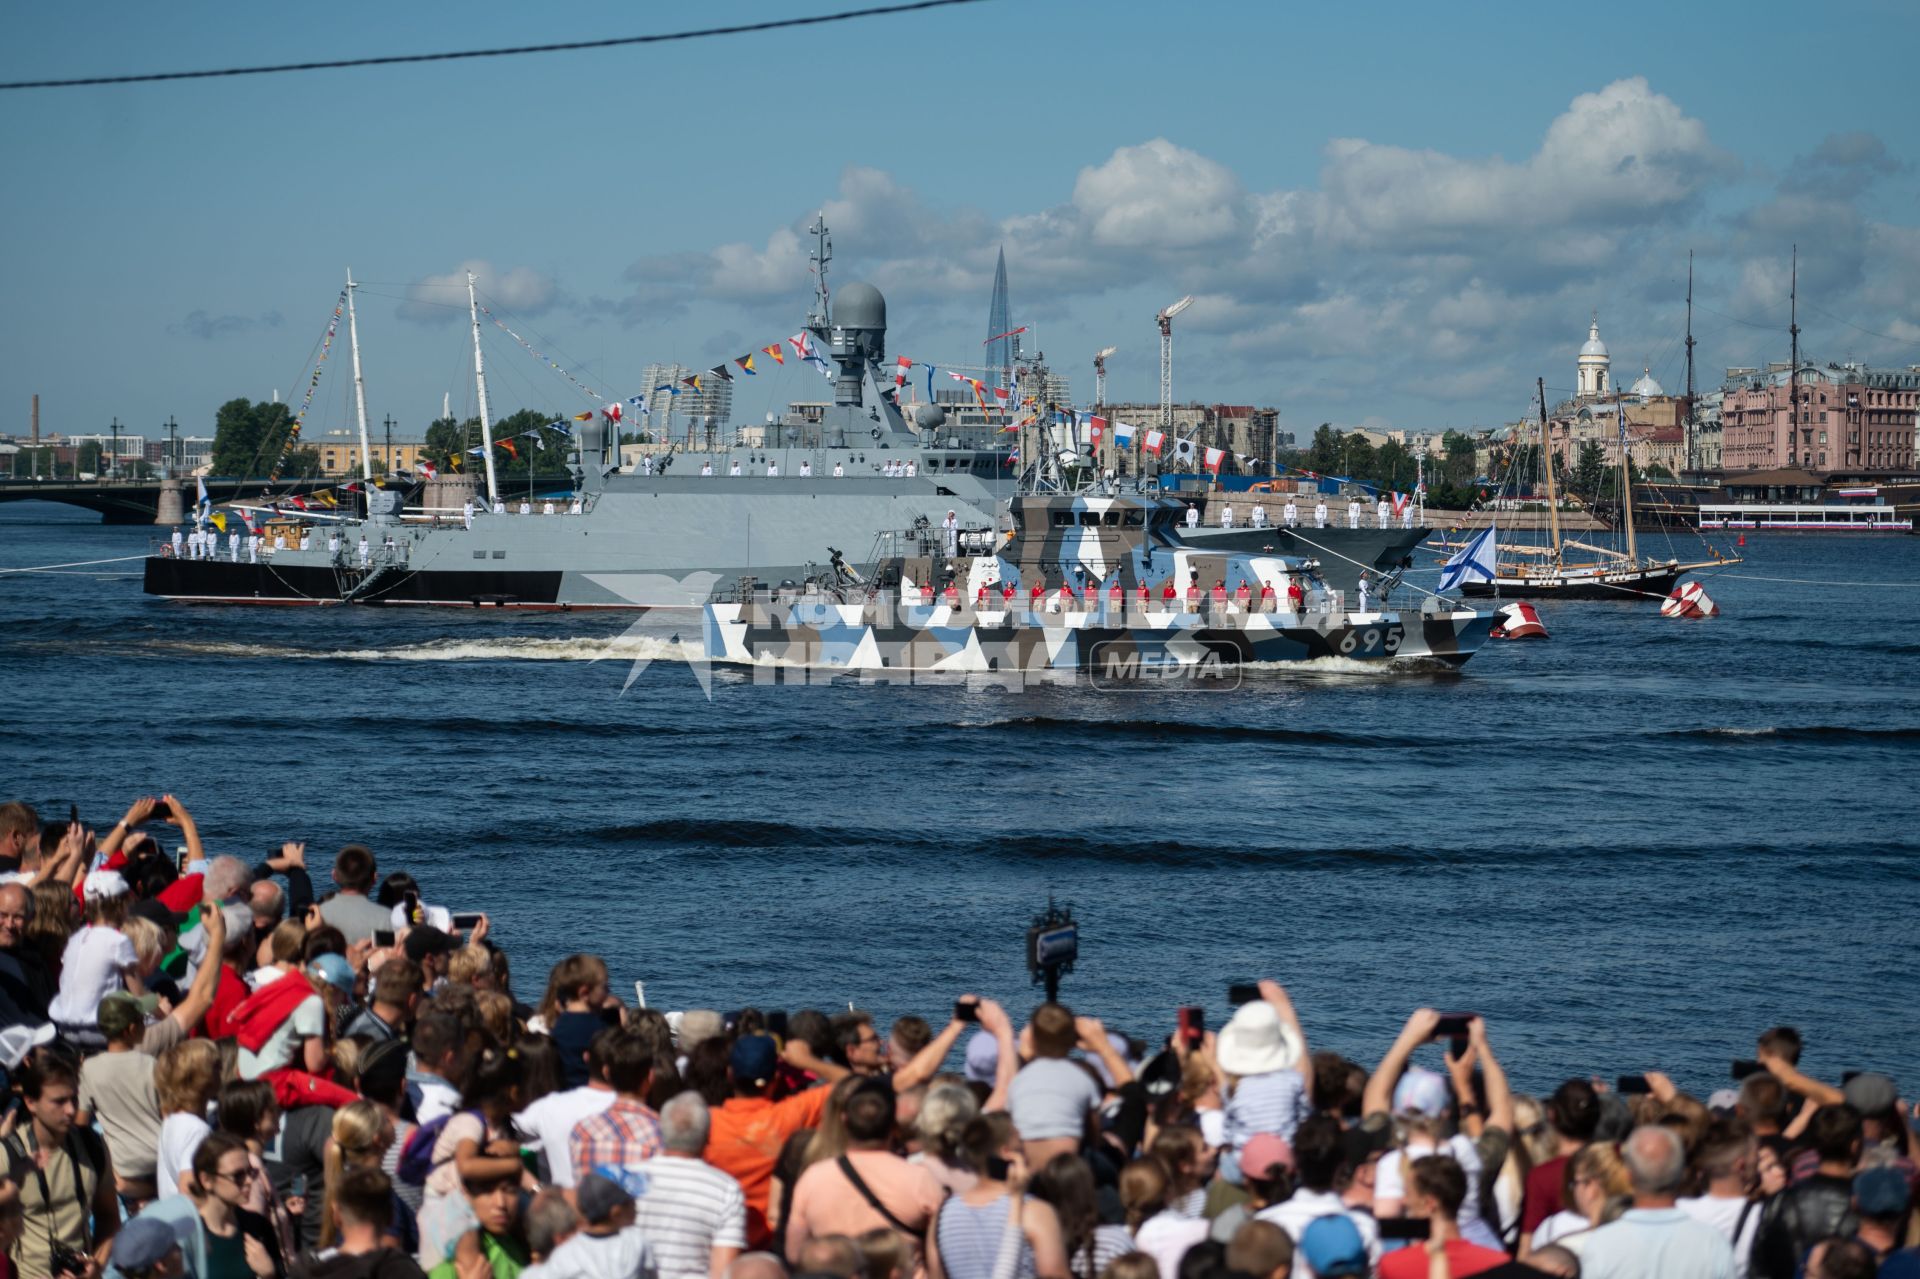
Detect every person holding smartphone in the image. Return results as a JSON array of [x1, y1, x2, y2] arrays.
[[927, 1114, 1068, 1279]]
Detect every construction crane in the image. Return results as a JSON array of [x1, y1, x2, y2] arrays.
[[1092, 347, 1117, 408], [1156, 296, 1193, 431]]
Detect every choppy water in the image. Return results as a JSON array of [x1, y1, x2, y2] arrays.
[[3, 504, 1917, 1097]]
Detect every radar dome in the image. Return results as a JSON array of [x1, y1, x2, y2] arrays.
[[835, 281, 887, 330], [912, 404, 947, 431]]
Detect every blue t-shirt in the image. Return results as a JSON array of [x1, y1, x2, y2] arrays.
[[1880, 1247, 1920, 1279], [552, 1010, 609, 1088]]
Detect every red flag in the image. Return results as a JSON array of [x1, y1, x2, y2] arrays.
[[497, 438, 518, 459], [1204, 447, 1225, 473], [1089, 415, 1107, 446]]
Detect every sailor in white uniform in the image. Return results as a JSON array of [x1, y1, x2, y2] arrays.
[[905, 460, 917, 476], [1402, 501, 1415, 529], [299, 532, 311, 551], [273, 533, 285, 551], [800, 460, 813, 477], [1346, 499, 1361, 529], [328, 532, 341, 556], [1314, 499, 1328, 528], [570, 497, 583, 514], [492, 499, 506, 516], [248, 534, 261, 564], [171, 528, 184, 558], [833, 462, 844, 477], [1357, 572, 1371, 613], [1284, 499, 1299, 527], [1251, 504, 1268, 529], [641, 454, 654, 476], [543, 500, 555, 515], [766, 461, 779, 477], [518, 500, 532, 516], [356, 536, 370, 567], [730, 461, 742, 476], [701, 461, 713, 476], [1220, 504, 1235, 529], [1185, 505, 1200, 529], [1376, 497, 1391, 528], [463, 498, 474, 530], [943, 510, 958, 556]]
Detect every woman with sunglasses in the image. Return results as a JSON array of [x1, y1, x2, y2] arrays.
[[190, 1132, 285, 1277]]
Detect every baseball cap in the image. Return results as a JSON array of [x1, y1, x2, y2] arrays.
[[1299, 1214, 1368, 1277], [576, 1171, 637, 1225], [1241, 1132, 1295, 1181], [111, 1217, 181, 1272], [310, 953, 355, 995], [730, 1034, 778, 1088], [404, 925, 457, 963], [1393, 1066, 1452, 1118], [1855, 1165, 1910, 1216], [97, 991, 161, 1039], [963, 1031, 1000, 1084], [82, 869, 129, 901], [1706, 1088, 1740, 1115], [1843, 1072, 1898, 1116]]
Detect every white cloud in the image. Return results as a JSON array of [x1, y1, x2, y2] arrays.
[[399, 260, 558, 325], [1070, 138, 1246, 250]]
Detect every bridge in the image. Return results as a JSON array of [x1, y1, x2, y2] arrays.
[[0, 477, 343, 524]]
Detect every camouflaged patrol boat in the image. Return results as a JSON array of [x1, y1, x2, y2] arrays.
[[702, 491, 1496, 676]]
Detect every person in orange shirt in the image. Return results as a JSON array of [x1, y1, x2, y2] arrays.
[[705, 1033, 848, 1250]]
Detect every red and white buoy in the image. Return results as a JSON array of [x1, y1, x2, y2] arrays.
[[1490, 600, 1549, 639], [1660, 580, 1720, 618]]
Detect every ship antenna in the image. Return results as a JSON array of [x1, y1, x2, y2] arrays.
[[808, 212, 832, 328]]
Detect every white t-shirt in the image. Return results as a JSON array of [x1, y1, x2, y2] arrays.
[[1008, 1058, 1102, 1141], [514, 1085, 618, 1188], [48, 925, 139, 1027], [1258, 1190, 1381, 1279], [1374, 1133, 1500, 1250], [238, 993, 325, 1079], [626, 1155, 747, 1279], [156, 1111, 211, 1198], [1531, 1208, 1592, 1251], [1134, 1210, 1208, 1279], [1677, 1194, 1760, 1279]]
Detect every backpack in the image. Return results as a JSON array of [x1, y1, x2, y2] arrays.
[[395, 1108, 479, 1187]]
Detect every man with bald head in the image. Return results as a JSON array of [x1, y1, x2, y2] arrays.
[[0, 880, 53, 1027], [725, 1252, 788, 1279], [1580, 1125, 1734, 1278]]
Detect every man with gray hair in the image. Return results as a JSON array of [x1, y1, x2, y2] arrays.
[[1580, 1125, 1734, 1278], [630, 1091, 748, 1279]]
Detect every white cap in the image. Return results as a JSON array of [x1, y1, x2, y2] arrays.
[[82, 869, 130, 901]]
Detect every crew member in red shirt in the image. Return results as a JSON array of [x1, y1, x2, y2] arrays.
[[1259, 581, 1277, 612], [1287, 577, 1306, 612]]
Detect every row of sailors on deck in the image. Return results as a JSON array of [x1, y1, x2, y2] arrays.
[[1183, 496, 1415, 530], [171, 527, 407, 568], [462, 496, 585, 527], [681, 458, 913, 477], [898, 572, 1366, 613]]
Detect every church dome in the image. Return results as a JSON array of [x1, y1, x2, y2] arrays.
[[1630, 368, 1664, 397], [1579, 316, 1609, 359]]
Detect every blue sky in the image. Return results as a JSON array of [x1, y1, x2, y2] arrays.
[[4, 0, 1917, 446]]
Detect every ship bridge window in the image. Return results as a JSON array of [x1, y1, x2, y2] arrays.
[[1124, 510, 1145, 527], [1050, 511, 1074, 528], [1102, 512, 1121, 527]]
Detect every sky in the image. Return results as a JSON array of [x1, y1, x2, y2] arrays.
[[4, 0, 1918, 447]]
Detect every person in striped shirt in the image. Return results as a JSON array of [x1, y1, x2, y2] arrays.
[[629, 1092, 748, 1279]]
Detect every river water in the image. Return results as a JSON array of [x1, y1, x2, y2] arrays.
[[3, 504, 1916, 1097]]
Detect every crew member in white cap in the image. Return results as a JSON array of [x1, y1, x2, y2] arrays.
[[170, 528, 184, 558], [943, 510, 959, 557], [1346, 498, 1361, 529], [1220, 504, 1235, 529], [1376, 496, 1391, 528], [1314, 499, 1328, 528], [1284, 498, 1299, 528]]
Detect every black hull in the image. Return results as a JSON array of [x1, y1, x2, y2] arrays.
[[143, 557, 567, 608], [1462, 566, 1681, 601]]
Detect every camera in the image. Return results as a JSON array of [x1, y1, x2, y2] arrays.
[[49, 1244, 89, 1276]]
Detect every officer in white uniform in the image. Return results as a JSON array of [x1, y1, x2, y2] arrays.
[[641, 454, 655, 476], [1376, 497, 1391, 527], [248, 534, 261, 563], [1402, 501, 1415, 529], [701, 461, 713, 476], [905, 460, 917, 476], [357, 535, 370, 567], [492, 499, 506, 515], [833, 462, 844, 477], [800, 460, 813, 477], [729, 460, 742, 476], [1251, 504, 1268, 529], [463, 498, 475, 530], [328, 531, 341, 556], [1185, 505, 1200, 529], [1314, 499, 1328, 528], [1220, 504, 1235, 529], [299, 532, 311, 551], [570, 496, 583, 514], [766, 461, 779, 477], [1357, 572, 1371, 613], [171, 528, 184, 558], [943, 510, 958, 556], [543, 500, 555, 515], [1346, 499, 1361, 528], [519, 500, 532, 515], [1284, 499, 1299, 527]]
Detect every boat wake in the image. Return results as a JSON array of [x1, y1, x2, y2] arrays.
[[145, 635, 707, 664]]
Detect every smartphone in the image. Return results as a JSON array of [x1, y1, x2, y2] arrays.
[[450, 912, 483, 932], [985, 1155, 1011, 1181], [1731, 1059, 1764, 1081], [177, 848, 191, 873], [1433, 1012, 1476, 1039], [149, 798, 173, 822], [1177, 1006, 1205, 1046], [1616, 1074, 1653, 1095], [767, 1010, 789, 1039], [954, 999, 979, 1024], [1377, 1218, 1431, 1241], [68, 803, 79, 828], [373, 929, 395, 948], [633, 981, 647, 1010], [1227, 983, 1260, 1007], [1842, 1070, 1862, 1085]]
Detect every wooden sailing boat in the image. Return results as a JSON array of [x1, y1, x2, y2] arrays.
[[1461, 375, 1737, 600]]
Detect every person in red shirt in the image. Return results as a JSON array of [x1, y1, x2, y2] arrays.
[[1108, 580, 1123, 605], [1081, 578, 1099, 606], [1377, 1155, 1510, 1278], [1287, 577, 1306, 612], [1234, 580, 1252, 606], [1161, 580, 1177, 601], [1029, 582, 1045, 604], [1259, 581, 1277, 613], [706, 1034, 848, 1249], [1000, 583, 1016, 603], [1185, 579, 1200, 606], [942, 580, 959, 606], [1518, 1078, 1600, 1252], [1209, 580, 1228, 605], [1056, 582, 1075, 610], [975, 583, 989, 607]]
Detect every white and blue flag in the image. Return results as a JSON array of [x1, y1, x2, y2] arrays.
[[1438, 523, 1499, 592], [194, 477, 211, 529]]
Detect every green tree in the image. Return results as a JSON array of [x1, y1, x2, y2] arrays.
[[1375, 440, 1412, 490], [1571, 439, 1605, 498], [1340, 434, 1376, 482], [210, 399, 298, 477], [423, 415, 470, 470], [76, 441, 102, 475], [1306, 424, 1342, 475], [1440, 430, 1477, 487]]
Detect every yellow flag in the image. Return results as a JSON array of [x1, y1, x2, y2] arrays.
[[210, 511, 227, 533]]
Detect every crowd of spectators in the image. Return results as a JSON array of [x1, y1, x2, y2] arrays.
[[0, 796, 1915, 1279]]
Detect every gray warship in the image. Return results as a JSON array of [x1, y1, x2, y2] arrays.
[[144, 222, 1425, 610]]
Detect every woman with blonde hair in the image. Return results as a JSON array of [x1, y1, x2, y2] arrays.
[[1494, 1095, 1550, 1245], [321, 1098, 417, 1253], [1528, 1139, 1631, 1256], [47, 871, 144, 1046], [155, 1038, 223, 1198], [1119, 1157, 1205, 1279], [913, 1082, 982, 1194]]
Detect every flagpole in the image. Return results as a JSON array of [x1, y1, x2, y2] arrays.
[[467, 272, 500, 506], [346, 269, 374, 485]]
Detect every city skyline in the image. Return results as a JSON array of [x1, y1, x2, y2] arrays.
[[2, 1, 1916, 443]]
